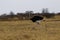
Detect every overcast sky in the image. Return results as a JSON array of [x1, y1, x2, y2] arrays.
[[0, 0, 60, 14]]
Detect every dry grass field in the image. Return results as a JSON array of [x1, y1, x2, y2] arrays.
[[0, 19, 60, 40]]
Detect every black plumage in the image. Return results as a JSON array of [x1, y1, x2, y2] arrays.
[[30, 16, 43, 22]]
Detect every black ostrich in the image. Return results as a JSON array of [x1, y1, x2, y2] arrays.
[[30, 16, 43, 24]]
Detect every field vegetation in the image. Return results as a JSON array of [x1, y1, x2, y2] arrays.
[[0, 10, 60, 40], [0, 17, 60, 40]]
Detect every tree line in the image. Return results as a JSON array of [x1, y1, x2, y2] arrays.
[[0, 9, 60, 21]]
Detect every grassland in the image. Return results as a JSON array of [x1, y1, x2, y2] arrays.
[[0, 20, 60, 40]]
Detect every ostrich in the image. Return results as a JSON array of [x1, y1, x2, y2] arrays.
[[30, 16, 43, 24]]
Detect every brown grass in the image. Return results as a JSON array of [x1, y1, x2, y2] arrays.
[[0, 20, 60, 40]]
